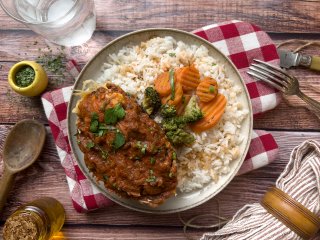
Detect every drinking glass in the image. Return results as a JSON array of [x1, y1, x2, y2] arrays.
[[0, 0, 96, 47]]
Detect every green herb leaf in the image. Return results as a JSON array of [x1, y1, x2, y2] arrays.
[[169, 68, 175, 100], [86, 141, 95, 149], [97, 129, 105, 137], [90, 120, 99, 133], [172, 152, 177, 160], [150, 157, 156, 165], [92, 112, 99, 120], [103, 175, 109, 181], [146, 170, 157, 183], [104, 104, 126, 125], [113, 131, 126, 149], [104, 108, 118, 124], [209, 85, 215, 93], [169, 52, 176, 57], [114, 103, 126, 119], [169, 172, 174, 178]]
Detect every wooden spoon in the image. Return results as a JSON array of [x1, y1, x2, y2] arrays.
[[0, 119, 46, 212]]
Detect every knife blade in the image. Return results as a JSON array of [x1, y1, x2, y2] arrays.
[[278, 50, 320, 72], [278, 50, 311, 69]]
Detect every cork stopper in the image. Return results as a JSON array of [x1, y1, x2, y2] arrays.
[[3, 213, 40, 240], [261, 186, 320, 240]]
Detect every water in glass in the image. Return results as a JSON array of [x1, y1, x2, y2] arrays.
[[14, 0, 96, 46]]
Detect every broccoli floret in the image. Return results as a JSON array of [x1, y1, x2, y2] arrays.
[[162, 118, 186, 132], [166, 129, 195, 146], [160, 104, 177, 118], [142, 87, 161, 115], [181, 95, 203, 123]]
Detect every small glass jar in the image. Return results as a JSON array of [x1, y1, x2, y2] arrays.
[[3, 197, 65, 240]]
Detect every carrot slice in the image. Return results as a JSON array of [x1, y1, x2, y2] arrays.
[[176, 65, 200, 91], [176, 94, 192, 115], [154, 72, 171, 97], [161, 83, 183, 106], [190, 94, 227, 132], [196, 77, 219, 103]]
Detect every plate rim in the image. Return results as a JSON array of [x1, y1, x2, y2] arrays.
[[67, 28, 253, 214]]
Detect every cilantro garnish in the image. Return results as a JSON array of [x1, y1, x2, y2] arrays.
[[113, 130, 126, 149], [150, 157, 156, 165], [103, 175, 109, 181], [90, 119, 99, 132], [169, 52, 176, 57], [114, 103, 126, 119], [172, 151, 177, 160], [146, 170, 157, 183], [86, 141, 95, 149], [104, 103, 126, 125]]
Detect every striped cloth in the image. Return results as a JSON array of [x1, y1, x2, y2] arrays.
[[201, 140, 320, 240]]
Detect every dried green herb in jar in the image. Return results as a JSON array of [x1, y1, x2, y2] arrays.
[[15, 66, 35, 88]]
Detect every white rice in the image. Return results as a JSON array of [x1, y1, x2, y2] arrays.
[[97, 36, 248, 192]]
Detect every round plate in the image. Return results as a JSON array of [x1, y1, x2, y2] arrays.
[[67, 28, 253, 214]]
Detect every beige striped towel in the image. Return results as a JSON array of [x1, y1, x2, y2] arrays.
[[201, 140, 320, 240]]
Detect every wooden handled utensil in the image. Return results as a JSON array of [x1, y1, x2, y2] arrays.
[[0, 119, 46, 212]]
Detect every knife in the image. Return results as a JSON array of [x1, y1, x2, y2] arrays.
[[278, 50, 320, 72]]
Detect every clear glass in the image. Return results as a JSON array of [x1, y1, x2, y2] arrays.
[[0, 0, 96, 46]]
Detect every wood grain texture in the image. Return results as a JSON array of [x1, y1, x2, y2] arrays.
[[1, 1, 320, 238], [0, 125, 319, 228], [0, 225, 204, 240], [1, 0, 320, 33]]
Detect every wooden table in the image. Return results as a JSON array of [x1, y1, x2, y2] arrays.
[[1, 1, 320, 239]]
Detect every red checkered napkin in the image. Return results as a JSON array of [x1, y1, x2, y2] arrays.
[[42, 20, 280, 212]]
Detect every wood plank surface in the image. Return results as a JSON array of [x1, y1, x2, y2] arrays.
[[1, 0, 320, 239], [0, 225, 204, 240], [1, 1, 320, 33]]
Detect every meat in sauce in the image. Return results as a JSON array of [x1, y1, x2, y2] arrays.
[[76, 83, 177, 207]]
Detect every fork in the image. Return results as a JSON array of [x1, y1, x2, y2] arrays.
[[247, 59, 320, 113]]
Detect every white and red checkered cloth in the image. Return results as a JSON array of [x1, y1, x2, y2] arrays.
[[41, 20, 280, 212]]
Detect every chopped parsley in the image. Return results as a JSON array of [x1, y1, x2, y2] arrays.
[[90, 119, 99, 133], [146, 170, 157, 183], [15, 66, 35, 87], [146, 176, 156, 182], [150, 157, 156, 165], [209, 85, 215, 93], [172, 151, 177, 160], [104, 108, 117, 124], [136, 141, 147, 154], [113, 130, 126, 149], [103, 175, 109, 181], [89, 113, 107, 137], [104, 103, 126, 125], [169, 52, 176, 57], [86, 141, 95, 149]]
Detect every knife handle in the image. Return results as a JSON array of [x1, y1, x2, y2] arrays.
[[310, 56, 320, 71]]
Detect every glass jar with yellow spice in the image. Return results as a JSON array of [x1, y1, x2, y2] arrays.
[[2, 197, 65, 240]]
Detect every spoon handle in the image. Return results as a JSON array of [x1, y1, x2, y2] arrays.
[[0, 169, 15, 212]]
